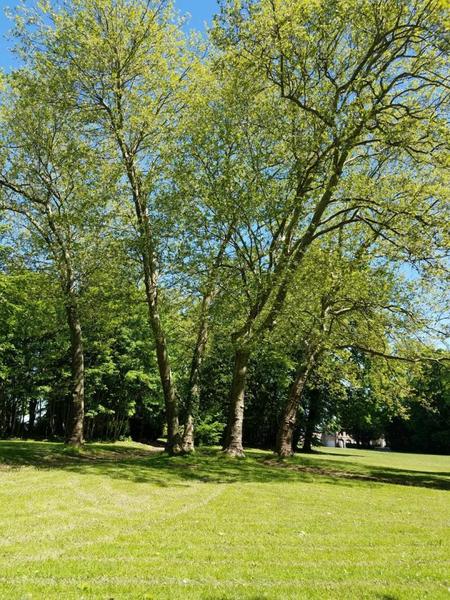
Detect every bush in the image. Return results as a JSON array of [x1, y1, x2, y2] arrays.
[[195, 418, 225, 446]]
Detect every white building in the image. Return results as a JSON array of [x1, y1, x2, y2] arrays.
[[321, 431, 386, 449]]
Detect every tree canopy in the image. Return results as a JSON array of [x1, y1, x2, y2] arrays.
[[0, 0, 448, 455]]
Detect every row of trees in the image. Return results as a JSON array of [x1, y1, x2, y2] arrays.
[[1, 265, 448, 452], [0, 0, 449, 456]]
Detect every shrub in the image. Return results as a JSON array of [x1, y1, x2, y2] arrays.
[[195, 418, 225, 446]]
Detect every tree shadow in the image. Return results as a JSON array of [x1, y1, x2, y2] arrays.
[[204, 595, 273, 600], [0, 440, 449, 491], [313, 450, 365, 457], [262, 456, 450, 490]]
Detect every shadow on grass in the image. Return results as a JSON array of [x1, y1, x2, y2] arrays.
[[0, 440, 448, 491], [204, 596, 273, 600]]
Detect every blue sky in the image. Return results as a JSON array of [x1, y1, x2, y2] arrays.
[[0, 0, 219, 71]]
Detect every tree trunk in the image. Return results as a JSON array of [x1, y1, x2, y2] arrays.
[[125, 157, 180, 455], [181, 291, 212, 453], [65, 302, 85, 446], [181, 224, 233, 453], [302, 416, 314, 453], [145, 287, 180, 454], [223, 349, 249, 457], [28, 398, 37, 435], [276, 351, 317, 457], [143, 267, 180, 454]]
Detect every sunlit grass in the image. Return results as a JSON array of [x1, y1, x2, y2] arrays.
[[1, 440, 449, 599]]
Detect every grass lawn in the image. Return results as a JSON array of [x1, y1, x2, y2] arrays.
[[0, 440, 449, 599]]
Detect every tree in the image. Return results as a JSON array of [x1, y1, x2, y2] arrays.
[[0, 71, 113, 445], [162, 59, 263, 451], [387, 359, 450, 453], [0, 266, 66, 438], [15, 0, 197, 453], [0, 0, 448, 458], [210, 0, 449, 455], [270, 231, 447, 456]]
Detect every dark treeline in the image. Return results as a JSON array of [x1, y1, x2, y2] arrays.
[[0, 0, 449, 456]]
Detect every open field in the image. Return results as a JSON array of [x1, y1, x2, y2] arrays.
[[0, 440, 449, 599]]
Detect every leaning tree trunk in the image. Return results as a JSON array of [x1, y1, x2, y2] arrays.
[[121, 150, 181, 455], [145, 271, 180, 454], [276, 351, 318, 457], [223, 349, 249, 457], [66, 301, 85, 446], [140, 212, 180, 455], [181, 292, 212, 453], [181, 224, 234, 453]]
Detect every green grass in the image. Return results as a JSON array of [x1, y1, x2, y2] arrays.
[[0, 440, 449, 599]]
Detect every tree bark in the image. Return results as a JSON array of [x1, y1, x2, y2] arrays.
[[120, 147, 180, 454], [141, 247, 180, 454], [276, 351, 318, 457], [181, 224, 234, 453], [223, 348, 249, 457], [65, 301, 85, 446], [181, 291, 212, 453], [28, 399, 37, 434]]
